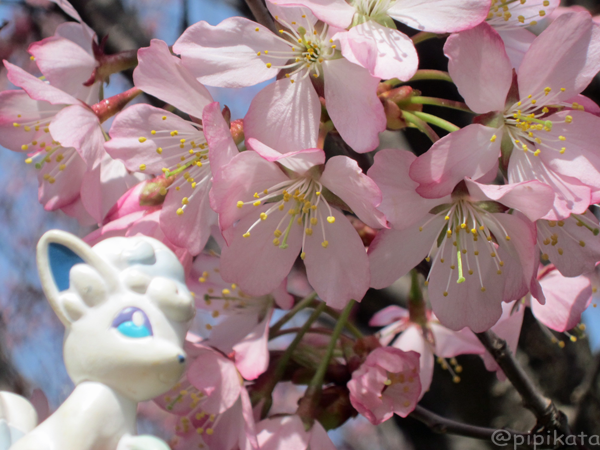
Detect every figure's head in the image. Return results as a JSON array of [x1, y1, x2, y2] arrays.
[[37, 230, 195, 402]]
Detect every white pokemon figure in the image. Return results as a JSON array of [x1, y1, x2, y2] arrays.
[[0, 230, 195, 450]]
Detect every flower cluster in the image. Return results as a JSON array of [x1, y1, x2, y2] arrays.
[[3, 0, 600, 447]]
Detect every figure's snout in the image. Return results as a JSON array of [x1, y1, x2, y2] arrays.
[[177, 354, 186, 364]]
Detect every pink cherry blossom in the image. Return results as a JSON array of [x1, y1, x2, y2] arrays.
[[370, 305, 483, 394], [269, 0, 490, 80], [155, 342, 258, 450], [173, 10, 385, 153], [409, 13, 600, 221], [256, 415, 337, 450], [537, 211, 600, 277], [529, 265, 592, 333], [105, 40, 229, 256], [211, 135, 386, 308], [485, 0, 560, 68], [368, 149, 554, 332], [348, 347, 421, 425], [187, 253, 293, 380]]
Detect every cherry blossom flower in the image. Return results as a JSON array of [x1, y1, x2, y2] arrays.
[[187, 253, 293, 380], [347, 347, 421, 425], [211, 135, 386, 308], [537, 211, 600, 277], [173, 8, 385, 153], [370, 305, 483, 394], [409, 13, 600, 220], [368, 149, 553, 331], [155, 342, 258, 450], [528, 265, 592, 333], [485, 0, 560, 68], [269, 0, 490, 80], [105, 40, 229, 256], [256, 415, 337, 450]]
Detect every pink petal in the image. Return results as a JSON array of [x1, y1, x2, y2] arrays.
[[28, 23, 97, 100], [537, 214, 600, 277], [532, 271, 591, 332], [335, 23, 418, 81], [244, 76, 320, 153], [368, 215, 446, 289], [409, 124, 502, 198], [394, 326, 435, 395], [368, 149, 448, 229], [210, 151, 289, 240], [4, 61, 78, 106], [203, 102, 240, 181], [134, 40, 214, 119], [320, 155, 386, 229], [266, 3, 318, 27], [257, 415, 310, 450], [507, 145, 592, 220], [464, 178, 554, 222], [322, 58, 385, 153], [247, 137, 325, 174], [233, 312, 272, 380], [496, 28, 536, 69], [308, 420, 338, 450], [444, 23, 512, 114], [38, 147, 86, 210], [0, 90, 62, 152], [429, 323, 484, 357], [173, 17, 288, 88], [105, 104, 200, 173], [488, 0, 560, 30], [220, 205, 303, 297], [266, 0, 355, 29], [369, 305, 409, 327], [483, 301, 524, 373], [518, 11, 600, 102], [160, 175, 217, 256], [388, 0, 492, 33], [61, 197, 96, 226], [303, 208, 369, 308], [80, 154, 145, 224], [49, 103, 104, 169]]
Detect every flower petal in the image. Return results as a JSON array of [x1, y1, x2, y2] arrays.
[[173, 17, 288, 88], [244, 76, 320, 153], [320, 155, 386, 229], [335, 23, 418, 81], [247, 137, 325, 174], [444, 23, 512, 114], [203, 102, 240, 181], [303, 208, 369, 308], [409, 124, 502, 198], [266, 0, 355, 29], [322, 58, 385, 153], [518, 11, 600, 102], [496, 28, 536, 69], [388, 0, 491, 33], [134, 40, 214, 119]]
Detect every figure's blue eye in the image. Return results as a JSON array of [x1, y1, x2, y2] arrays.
[[112, 307, 153, 338]]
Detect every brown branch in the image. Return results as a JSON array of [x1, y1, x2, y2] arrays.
[[244, 0, 277, 33], [476, 330, 569, 433], [410, 406, 528, 441]]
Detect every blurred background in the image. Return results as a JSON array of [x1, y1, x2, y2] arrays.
[[1, 0, 600, 448]]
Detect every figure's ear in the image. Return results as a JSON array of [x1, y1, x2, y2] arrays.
[[37, 230, 119, 325]]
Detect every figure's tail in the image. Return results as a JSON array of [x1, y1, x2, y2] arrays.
[[0, 392, 38, 450]]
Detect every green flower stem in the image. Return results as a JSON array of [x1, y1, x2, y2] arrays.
[[409, 70, 453, 83], [408, 269, 427, 326], [269, 292, 318, 339], [302, 300, 355, 414], [411, 31, 439, 45], [407, 96, 473, 113], [323, 305, 363, 339], [401, 110, 440, 143], [411, 111, 460, 133]]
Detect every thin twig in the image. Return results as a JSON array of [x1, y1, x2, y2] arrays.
[[476, 330, 568, 433], [244, 0, 277, 33], [411, 406, 528, 441]]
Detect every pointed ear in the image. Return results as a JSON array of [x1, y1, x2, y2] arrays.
[[37, 230, 119, 326]]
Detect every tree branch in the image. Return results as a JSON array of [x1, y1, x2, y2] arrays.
[[410, 406, 527, 441], [244, 0, 277, 33], [476, 330, 568, 433]]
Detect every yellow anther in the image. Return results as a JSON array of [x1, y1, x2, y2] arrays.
[[559, 135, 566, 141], [490, 135, 497, 142], [273, 238, 280, 246], [327, 216, 335, 224], [156, 147, 163, 154], [176, 208, 184, 216], [447, 229, 452, 237], [21, 144, 28, 151], [481, 287, 486, 292], [565, 115, 573, 123], [138, 137, 147, 143], [266, 63, 272, 68], [533, 149, 541, 156], [260, 212, 267, 220], [139, 164, 146, 171], [305, 228, 313, 236], [443, 291, 448, 297], [558, 248, 564, 255], [322, 241, 329, 248], [253, 200, 261, 206], [181, 197, 189, 205], [243, 232, 250, 238]]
